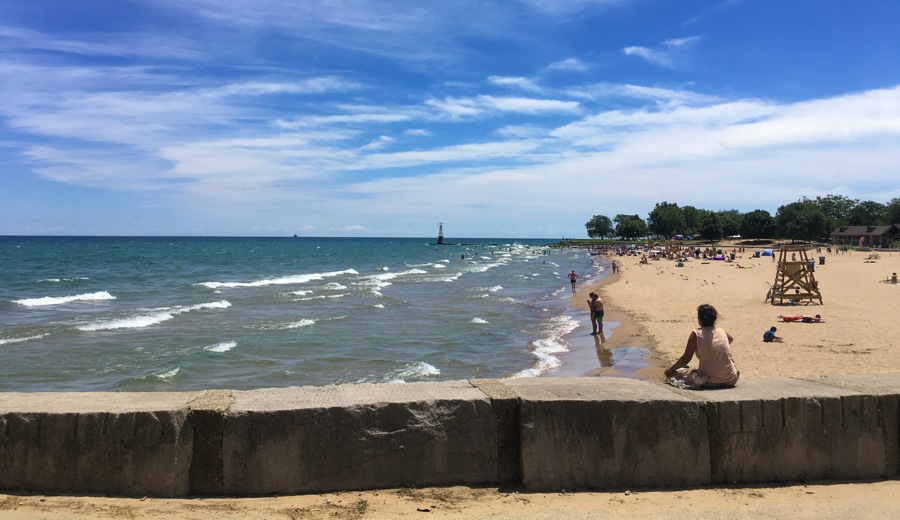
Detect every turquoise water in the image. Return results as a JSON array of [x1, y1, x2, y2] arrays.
[[0, 236, 609, 391]]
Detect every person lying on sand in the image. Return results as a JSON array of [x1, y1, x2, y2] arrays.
[[778, 314, 823, 323]]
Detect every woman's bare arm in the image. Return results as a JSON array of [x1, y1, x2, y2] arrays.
[[665, 331, 698, 377]]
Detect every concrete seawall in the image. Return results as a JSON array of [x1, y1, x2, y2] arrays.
[[1, 373, 897, 497]]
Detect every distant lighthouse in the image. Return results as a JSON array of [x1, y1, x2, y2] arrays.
[[437, 223, 444, 245]]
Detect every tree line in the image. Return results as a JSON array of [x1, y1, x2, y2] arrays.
[[585, 195, 900, 242]]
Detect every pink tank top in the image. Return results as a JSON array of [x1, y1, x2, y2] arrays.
[[694, 326, 738, 383]]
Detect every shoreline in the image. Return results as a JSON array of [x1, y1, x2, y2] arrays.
[[553, 244, 900, 381], [550, 256, 663, 380]]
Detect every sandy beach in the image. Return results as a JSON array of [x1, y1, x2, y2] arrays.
[[5, 244, 900, 518], [586, 244, 900, 380], [3, 480, 899, 519]]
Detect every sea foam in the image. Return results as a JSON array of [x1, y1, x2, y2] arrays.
[[514, 314, 578, 378], [14, 291, 115, 307], [156, 367, 180, 379], [198, 269, 358, 289], [0, 334, 48, 346], [386, 361, 440, 383], [204, 341, 237, 353], [77, 300, 231, 331]]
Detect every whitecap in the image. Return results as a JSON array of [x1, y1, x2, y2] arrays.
[[513, 315, 578, 378], [294, 293, 347, 301], [0, 334, 47, 346], [285, 319, 316, 329], [356, 268, 427, 290], [372, 303, 385, 309], [198, 268, 358, 289], [291, 290, 314, 296], [77, 300, 230, 331], [320, 282, 348, 290], [385, 361, 440, 383], [156, 367, 180, 379], [255, 318, 316, 330], [470, 318, 489, 324], [15, 291, 116, 307], [204, 341, 236, 353], [433, 263, 447, 269]]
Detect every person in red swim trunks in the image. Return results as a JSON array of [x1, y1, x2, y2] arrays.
[[568, 270, 579, 293]]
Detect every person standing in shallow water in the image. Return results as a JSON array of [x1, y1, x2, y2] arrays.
[[568, 270, 579, 293], [587, 292, 604, 335], [664, 304, 739, 389]]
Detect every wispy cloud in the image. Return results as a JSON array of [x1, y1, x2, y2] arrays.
[[545, 58, 591, 73], [488, 75, 544, 92], [623, 36, 701, 68], [427, 95, 580, 118]]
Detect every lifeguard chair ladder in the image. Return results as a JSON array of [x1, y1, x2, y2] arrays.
[[770, 245, 823, 305]]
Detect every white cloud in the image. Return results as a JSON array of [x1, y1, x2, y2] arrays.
[[623, 36, 702, 68], [545, 58, 590, 73], [488, 75, 543, 92], [480, 96, 581, 114], [426, 95, 580, 118], [360, 135, 395, 151]]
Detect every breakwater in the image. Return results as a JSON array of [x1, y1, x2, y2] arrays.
[[1, 374, 897, 497]]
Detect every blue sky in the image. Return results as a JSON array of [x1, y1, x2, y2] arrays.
[[2, 0, 899, 238]]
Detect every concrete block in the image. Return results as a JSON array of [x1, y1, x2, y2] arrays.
[[808, 373, 900, 477], [697, 378, 888, 483], [502, 377, 710, 491], [0, 392, 199, 497], [221, 380, 496, 494], [470, 378, 521, 486], [188, 390, 234, 495]]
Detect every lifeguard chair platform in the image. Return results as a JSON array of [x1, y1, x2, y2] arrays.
[[769, 245, 823, 305]]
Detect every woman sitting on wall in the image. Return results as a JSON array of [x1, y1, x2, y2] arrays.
[[664, 304, 740, 389]]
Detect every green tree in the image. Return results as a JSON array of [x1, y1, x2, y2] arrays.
[[813, 194, 857, 230], [716, 209, 743, 238], [614, 214, 648, 239], [585, 214, 613, 238], [740, 209, 777, 242], [776, 201, 829, 242], [885, 198, 900, 224], [848, 200, 887, 225], [681, 205, 700, 236], [647, 201, 684, 239], [698, 211, 724, 241]]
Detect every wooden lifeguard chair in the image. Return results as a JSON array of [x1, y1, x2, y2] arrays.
[[769, 245, 823, 305]]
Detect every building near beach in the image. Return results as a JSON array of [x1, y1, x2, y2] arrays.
[[830, 224, 900, 248]]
